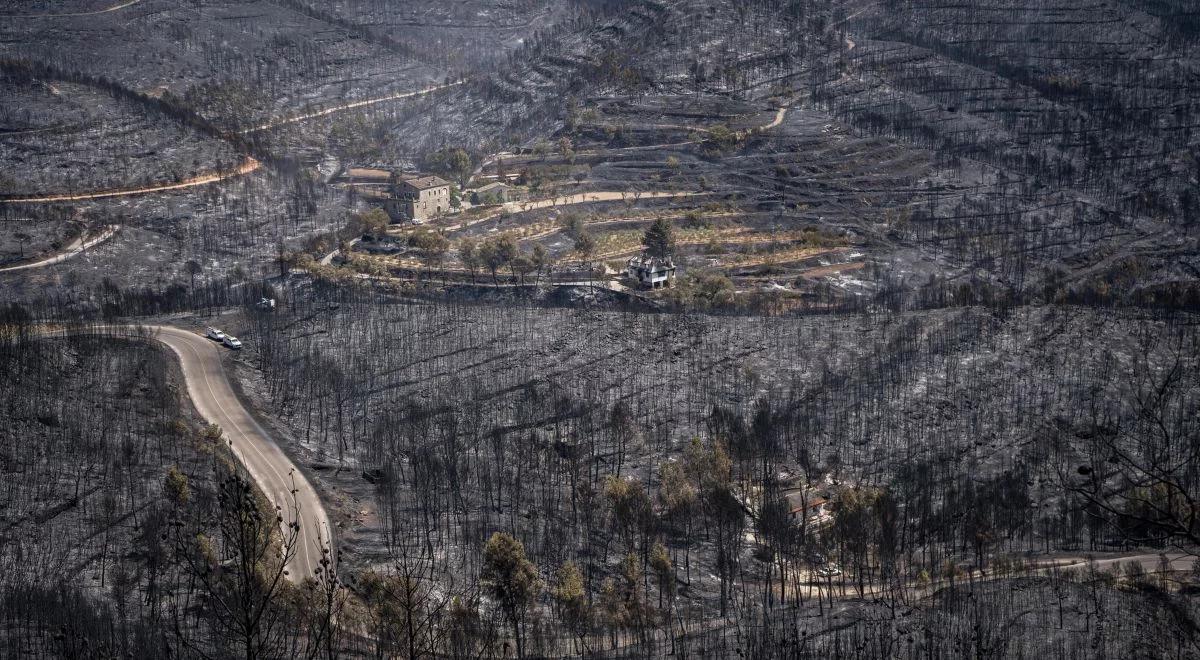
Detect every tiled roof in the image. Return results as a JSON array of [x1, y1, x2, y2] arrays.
[[785, 490, 829, 513], [628, 255, 676, 272], [400, 175, 451, 190]]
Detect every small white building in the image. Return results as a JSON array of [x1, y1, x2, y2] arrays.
[[627, 255, 677, 289], [786, 489, 831, 526]]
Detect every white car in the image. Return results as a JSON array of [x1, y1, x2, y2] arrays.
[[815, 565, 842, 578], [205, 327, 226, 341], [222, 335, 243, 350]]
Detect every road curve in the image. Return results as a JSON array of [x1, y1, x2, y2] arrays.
[[4, 0, 142, 18], [1, 158, 261, 205], [0, 225, 119, 273], [240, 81, 463, 134], [447, 190, 705, 232], [40, 325, 332, 582], [153, 326, 332, 582]]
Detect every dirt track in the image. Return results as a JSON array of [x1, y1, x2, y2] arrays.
[[4, 0, 142, 19], [0, 225, 119, 272], [0, 158, 261, 204], [240, 81, 463, 134]]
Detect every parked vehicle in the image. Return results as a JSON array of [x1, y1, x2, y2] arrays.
[[205, 327, 226, 341], [815, 564, 842, 578], [222, 335, 243, 350], [256, 297, 276, 310]]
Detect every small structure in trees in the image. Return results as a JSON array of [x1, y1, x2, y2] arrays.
[[471, 182, 522, 205], [626, 255, 677, 289], [785, 488, 832, 525]]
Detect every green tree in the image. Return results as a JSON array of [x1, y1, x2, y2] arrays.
[[641, 218, 676, 258], [511, 254, 535, 283], [163, 465, 190, 506], [354, 208, 391, 239], [561, 213, 584, 238], [574, 231, 597, 268], [481, 532, 541, 657], [649, 540, 674, 610], [409, 230, 450, 278], [495, 233, 519, 264], [552, 560, 590, 653], [489, 233, 520, 280], [202, 423, 224, 445], [479, 239, 504, 283], [531, 244, 550, 283], [676, 272, 735, 309], [459, 237, 479, 281], [423, 147, 473, 188], [619, 552, 647, 634], [703, 124, 741, 155], [596, 578, 624, 648], [604, 476, 653, 552]]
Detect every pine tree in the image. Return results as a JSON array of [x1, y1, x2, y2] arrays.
[[641, 218, 676, 258], [482, 532, 541, 658]]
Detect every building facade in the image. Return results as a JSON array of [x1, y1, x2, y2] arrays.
[[627, 255, 677, 289], [388, 175, 452, 222], [785, 489, 832, 526]]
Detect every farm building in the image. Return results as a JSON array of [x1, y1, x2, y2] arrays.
[[470, 182, 521, 205], [627, 255, 677, 288], [785, 489, 832, 526], [387, 175, 452, 222], [337, 169, 453, 222]]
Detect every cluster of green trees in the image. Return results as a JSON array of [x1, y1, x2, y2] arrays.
[[422, 147, 473, 188], [458, 233, 551, 283]]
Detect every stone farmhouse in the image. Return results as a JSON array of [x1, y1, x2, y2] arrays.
[[386, 175, 452, 222]]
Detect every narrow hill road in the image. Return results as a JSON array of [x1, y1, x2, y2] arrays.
[[39, 325, 333, 582], [153, 326, 332, 582], [1, 157, 262, 204], [446, 190, 705, 232], [0, 81, 457, 204], [0, 225, 119, 272], [240, 81, 463, 134], [5, 0, 142, 18]]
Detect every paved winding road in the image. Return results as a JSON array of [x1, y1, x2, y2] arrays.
[[153, 326, 332, 581], [41, 325, 332, 582]]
